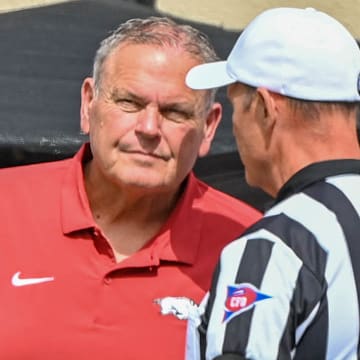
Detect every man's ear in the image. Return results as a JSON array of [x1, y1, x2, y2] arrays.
[[198, 102, 222, 157], [255, 87, 278, 148], [80, 77, 95, 134]]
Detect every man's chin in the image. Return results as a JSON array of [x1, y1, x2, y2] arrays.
[[118, 174, 169, 191], [244, 171, 257, 188]]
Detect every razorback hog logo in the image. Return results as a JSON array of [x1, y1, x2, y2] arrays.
[[223, 283, 271, 322], [154, 297, 199, 320]]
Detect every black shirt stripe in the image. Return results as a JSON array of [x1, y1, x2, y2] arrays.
[[223, 239, 274, 354], [303, 181, 360, 356]]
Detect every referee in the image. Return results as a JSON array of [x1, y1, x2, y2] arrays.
[[185, 7, 360, 360]]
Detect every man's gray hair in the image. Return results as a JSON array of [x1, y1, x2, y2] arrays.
[[92, 17, 219, 111]]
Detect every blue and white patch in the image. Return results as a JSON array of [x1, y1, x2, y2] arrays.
[[223, 283, 272, 322]]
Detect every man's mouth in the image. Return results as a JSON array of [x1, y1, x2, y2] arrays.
[[126, 150, 169, 161]]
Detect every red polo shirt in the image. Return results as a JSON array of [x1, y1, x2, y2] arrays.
[[0, 144, 261, 359]]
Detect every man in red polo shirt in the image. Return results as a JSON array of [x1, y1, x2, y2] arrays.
[[0, 17, 261, 359]]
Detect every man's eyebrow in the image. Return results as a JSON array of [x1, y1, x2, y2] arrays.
[[161, 103, 197, 118], [160, 101, 195, 112], [110, 88, 144, 102], [110, 89, 198, 115]]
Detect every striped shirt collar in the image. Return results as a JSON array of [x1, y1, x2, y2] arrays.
[[275, 159, 360, 204]]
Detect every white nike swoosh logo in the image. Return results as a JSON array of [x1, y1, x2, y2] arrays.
[[11, 271, 55, 287]]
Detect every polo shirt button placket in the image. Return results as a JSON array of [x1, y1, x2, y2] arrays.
[[149, 254, 155, 272]]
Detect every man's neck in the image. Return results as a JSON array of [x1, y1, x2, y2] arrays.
[[83, 160, 183, 262]]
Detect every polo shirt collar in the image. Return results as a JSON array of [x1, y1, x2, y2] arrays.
[[61, 143, 95, 233], [61, 143, 203, 265], [146, 171, 203, 265], [275, 159, 360, 204]]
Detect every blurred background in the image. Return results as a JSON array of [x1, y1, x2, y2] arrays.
[[0, 0, 358, 211], [1, 0, 359, 38]]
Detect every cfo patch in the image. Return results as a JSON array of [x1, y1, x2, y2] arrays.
[[223, 283, 272, 322]]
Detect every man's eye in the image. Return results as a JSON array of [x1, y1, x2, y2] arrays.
[[116, 99, 141, 112], [162, 109, 190, 122]]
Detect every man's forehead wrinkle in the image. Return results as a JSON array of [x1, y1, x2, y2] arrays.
[[99, 45, 207, 115]]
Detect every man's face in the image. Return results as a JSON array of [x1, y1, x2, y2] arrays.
[[81, 43, 220, 193]]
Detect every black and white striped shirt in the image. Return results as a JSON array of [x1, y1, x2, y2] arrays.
[[186, 160, 360, 360]]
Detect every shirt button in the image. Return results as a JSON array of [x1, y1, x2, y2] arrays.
[[104, 277, 112, 285]]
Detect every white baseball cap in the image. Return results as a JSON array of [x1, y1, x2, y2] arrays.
[[186, 7, 360, 101]]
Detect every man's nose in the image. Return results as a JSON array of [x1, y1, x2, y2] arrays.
[[135, 105, 161, 137]]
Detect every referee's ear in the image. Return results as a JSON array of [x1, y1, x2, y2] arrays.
[[254, 87, 278, 151], [213, 354, 247, 360]]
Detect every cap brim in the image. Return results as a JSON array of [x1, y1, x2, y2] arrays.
[[186, 61, 236, 90]]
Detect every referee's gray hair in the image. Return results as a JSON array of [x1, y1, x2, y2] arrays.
[[92, 17, 220, 112]]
